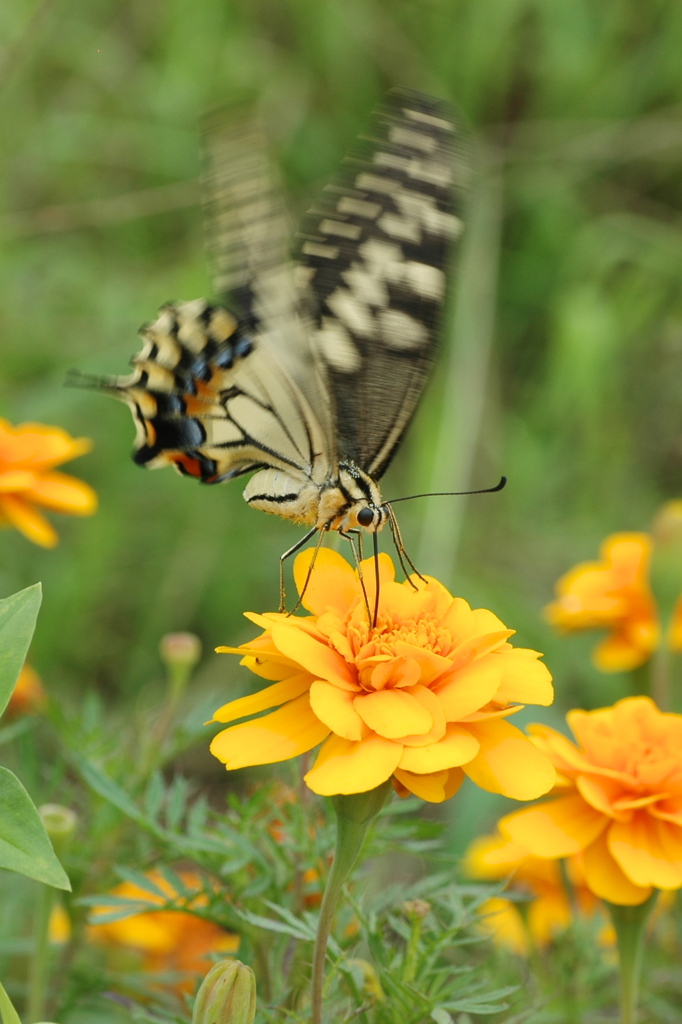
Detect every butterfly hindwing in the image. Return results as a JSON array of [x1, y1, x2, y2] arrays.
[[97, 112, 334, 489], [297, 89, 467, 479]]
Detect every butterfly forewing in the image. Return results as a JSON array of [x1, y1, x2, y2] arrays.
[[83, 91, 465, 538], [201, 109, 333, 449], [297, 90, 467, 479]]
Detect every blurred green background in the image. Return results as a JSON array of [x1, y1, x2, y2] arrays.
[[2, 0, 682, 840]]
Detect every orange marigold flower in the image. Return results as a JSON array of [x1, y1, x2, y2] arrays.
[[7, 663, 48, 716], [0, 418, 97, 548], [499, 697, 682, 906], [88, 870, 239, 995], [545, 532, 682, 672], [464, 831, 609, 954], [210, 549, 555, 804]]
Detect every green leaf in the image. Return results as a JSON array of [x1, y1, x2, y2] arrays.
[[72, 753, 254, 861], [0, 584, 42, 719], [233, 905, 315, 941], [0, 767, 70, 890], [0, 981, 21, 1024]]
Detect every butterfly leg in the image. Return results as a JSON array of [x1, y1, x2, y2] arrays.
[[385, 504, 426, 589], [279, 524, 320, 613], [339, 529, 373, 625]]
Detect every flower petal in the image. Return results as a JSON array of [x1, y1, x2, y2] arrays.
[[493, 649, 554, 706], [448, 631, 515, 672], [499, 794, 607, 857], [475, 897, 528, 955], [470, 608, 510, 634], [270, 622, 357, 690], [309, 681, 366, 741], [293, 548, 362, 616], [0, 420, 92, 471], [434, 653, 505, 721], [210, 693, 329, 768], [304, 734, 402, 795], [439, 597, 477, 641], [400, 685, 447, 745], [593, 632, 652, 672], [583, 830, 652, 905], [393, 767, 464, 803], [463, 833, 529, 879], [0, 494, 58, 547], [354, 688, 433, 739], [608, 811, 682, 889], [576, 775, 631, 821], [398, 724, 479, 773], [211, 673, 312, 724], [27, 472, 97, 515], [526, 722, 603, 775], [0, 470, 36, 492], [387, 641, 456, 686], [527, 889, 571, 946], [462, 718, 557, 800]]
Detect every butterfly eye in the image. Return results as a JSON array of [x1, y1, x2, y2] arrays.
[[357, 507, 375, 528]]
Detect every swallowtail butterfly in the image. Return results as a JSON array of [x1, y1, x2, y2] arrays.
[[81, 91, 467, 591]]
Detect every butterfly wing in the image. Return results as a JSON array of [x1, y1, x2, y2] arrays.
[[297, 89, 468, 480], [91, 111, 334, 492]]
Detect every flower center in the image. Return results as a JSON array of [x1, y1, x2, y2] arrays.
[[348, 612, 455, 663]]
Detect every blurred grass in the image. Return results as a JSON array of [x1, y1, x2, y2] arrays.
[[2, 0, 682, 839]]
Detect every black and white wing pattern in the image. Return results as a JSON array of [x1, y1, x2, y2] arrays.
[[298, 90, 467, 481], [83, 90, 466, 536]]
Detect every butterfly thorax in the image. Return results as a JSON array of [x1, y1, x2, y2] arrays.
[[243, 461, 388, 533]]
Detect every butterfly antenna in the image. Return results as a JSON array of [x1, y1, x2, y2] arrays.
[[385, 475, 507, 505]]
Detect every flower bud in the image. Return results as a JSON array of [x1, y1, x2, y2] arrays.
[[39, 804, 77, 858], [192, 959, 256, 1024], [160, 631, 202, 669], [402, 898, 430, 920]]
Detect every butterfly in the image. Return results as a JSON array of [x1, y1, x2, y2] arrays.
[[78, 90, 467, 603]]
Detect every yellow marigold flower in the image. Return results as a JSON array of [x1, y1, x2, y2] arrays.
[[545, 532, 682, 672], [88, 870, 240, 995], [7, 663, 48, 716], [464, 831, 608, 954], [211, 549, 556, 804], [0, 418, 97, 548], [499, 697, 682, 906]]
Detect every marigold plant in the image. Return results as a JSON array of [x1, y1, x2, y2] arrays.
[[545, 532, 682, 671], [0, 418, 97, 548], [464, 830, 610, 954], [88, 871, 239, 995], [499, 697, 682, 905], [211, 549, 556, 803]]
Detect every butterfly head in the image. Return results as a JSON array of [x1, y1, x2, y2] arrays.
[[328, 463, 389, 534]]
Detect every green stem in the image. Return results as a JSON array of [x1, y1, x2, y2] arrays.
[[26, 882, 53, 1023], [402, 915, 422, 985], [310, 783, 391, 1024], [607, 894, 657, 1024]]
